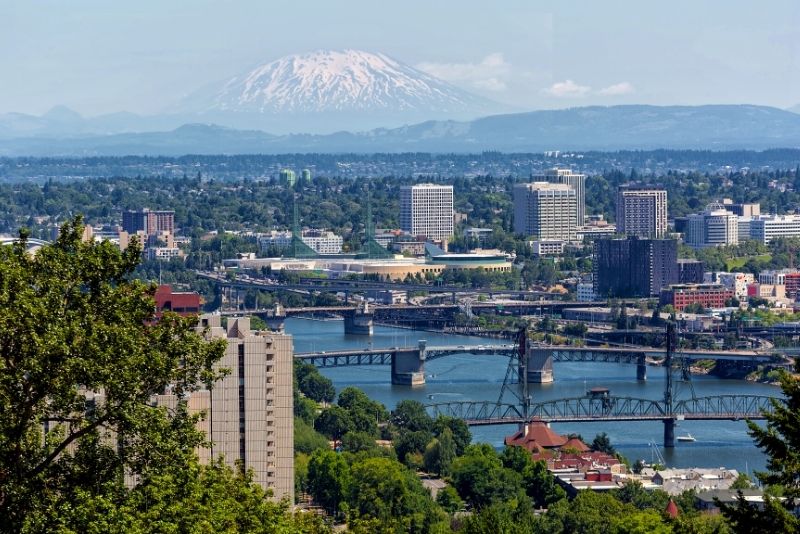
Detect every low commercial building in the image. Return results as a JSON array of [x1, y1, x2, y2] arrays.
[[464, 227, 493, 246], [704, 272, 754, 298], [747, 283, 787, 301], [577, 281, 596, 302], [258, 229, 343, 255], [146, 247, 183, 261], [660, 284, 735, 311], [652, 468, 740, 495], [749, 215, 800, 244], [530, 239, 566, 256]]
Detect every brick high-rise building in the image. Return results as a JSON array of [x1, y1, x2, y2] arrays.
[[616, 186, 668, 238], [593, 237, 678, 298], [400, 184, 454, 242], [122, 209, 175, 237]]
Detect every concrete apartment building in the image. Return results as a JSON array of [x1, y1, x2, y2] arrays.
[[157, 315, 294, 500], [203, 315, 293, 500], [513, 182, 577, 241], [537, 168, 587, 226], [616, 187, 668, 238], [399, 184, 454, 242]]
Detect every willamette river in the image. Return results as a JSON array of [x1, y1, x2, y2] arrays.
[[287, 318, 778, 474]]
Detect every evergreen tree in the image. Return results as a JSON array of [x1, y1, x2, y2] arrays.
[[721, 359, 800, 533]]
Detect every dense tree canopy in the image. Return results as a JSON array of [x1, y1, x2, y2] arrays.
[[0, 219, 323, 532]]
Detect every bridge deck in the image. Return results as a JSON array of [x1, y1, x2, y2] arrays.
[[296, 343, 774, 364]]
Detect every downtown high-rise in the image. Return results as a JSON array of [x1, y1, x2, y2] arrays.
[[399, 184, 454, 242], [536, 168, 587, 226], [616, 186, 668, 238], [513, 182, 577, 241]]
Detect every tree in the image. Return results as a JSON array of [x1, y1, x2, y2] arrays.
[[522, 459, 566, 508], [730, 472, 753, 490], [591, 432, 616, 455], [721, 359, 800, 532], [315, 406, 355, 441], [347, 457, 447, 533], [423, 429, 456, 476], [391, 400, 433, 433], [307, 449, 350, 516], [341, 431, 378, 454], [294, 417, 330, 454], [436, 485, 464, 515], [300, 372, 335, 404], [0, 220, 230, 531], [449, 444, 525, 508], [0, 219, 326, 533], [432, 416, 472, 456], [394, 430, 434, 466]]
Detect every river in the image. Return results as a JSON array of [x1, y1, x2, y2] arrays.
[[287, 318, 777, 474]]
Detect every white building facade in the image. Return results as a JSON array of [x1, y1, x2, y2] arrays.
[[684, 204, 739, 248], [537, 168, 587, 226], [400, 184, 455, 242], [513, 182, 577, 241], [259, 230, 343, 254]]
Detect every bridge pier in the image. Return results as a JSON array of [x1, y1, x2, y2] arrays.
[[343, 301, 373, 335], [637, 354, 647, 381], [526, 347, 554, 383], [663, 418, 675, 448], [391, 341, 426, 386], [263, 303, 287, 333]]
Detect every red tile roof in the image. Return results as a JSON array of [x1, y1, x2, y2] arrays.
[[505, 419, 569, 450]]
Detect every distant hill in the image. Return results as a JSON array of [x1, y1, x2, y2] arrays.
[[2, 105, 799, 156]]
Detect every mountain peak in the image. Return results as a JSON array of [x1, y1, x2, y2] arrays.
[[42, 105, 83, 122], [179, 49, 501, 128]]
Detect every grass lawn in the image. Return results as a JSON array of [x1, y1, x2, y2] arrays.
[[725, 254, 771, 270]]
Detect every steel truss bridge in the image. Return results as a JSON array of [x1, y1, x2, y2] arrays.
[[294, 343, 773, 368], [425, 394, 776, 426]]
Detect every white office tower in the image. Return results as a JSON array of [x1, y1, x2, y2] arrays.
[[684, 203, 739, 248], [400, 184, 454, 241], [513, 182, 577, 241], [616, 186, 668, 238], [196, 315, 294, 500], [537, 168, 587, 226], [749, 215, 800, 244]]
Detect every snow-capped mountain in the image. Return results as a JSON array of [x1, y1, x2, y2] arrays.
[[177, 49, 504, 132]]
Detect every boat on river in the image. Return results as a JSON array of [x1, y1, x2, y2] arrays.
[[677, 433, 696, 442]]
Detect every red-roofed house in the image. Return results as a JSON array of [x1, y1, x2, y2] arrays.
[[505, 420, 569, 451]]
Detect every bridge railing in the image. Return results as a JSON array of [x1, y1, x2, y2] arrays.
[[673, 395, 776, 419]]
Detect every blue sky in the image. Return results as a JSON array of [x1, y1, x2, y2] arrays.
[[2, 0, 798, 115]]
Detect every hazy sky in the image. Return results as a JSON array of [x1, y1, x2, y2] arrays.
[[2, 0, 798, 116]]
